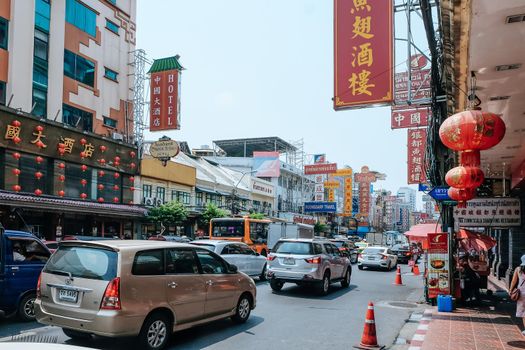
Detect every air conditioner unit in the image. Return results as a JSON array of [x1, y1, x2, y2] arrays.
[[155, 198, 163, 207], [144, 197, 155, 206], [112, 132, 124, 141]]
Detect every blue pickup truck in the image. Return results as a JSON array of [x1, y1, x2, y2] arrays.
[[0, 225, 51, 321]]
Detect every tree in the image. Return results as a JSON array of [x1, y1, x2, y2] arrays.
[[198, 203, 227, 229], [148, 201, 188, 227], [314, 222, 327, 234], [249, 213, 265, 220]]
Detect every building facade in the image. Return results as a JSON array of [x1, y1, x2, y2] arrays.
[[397, 187, 417, 212]]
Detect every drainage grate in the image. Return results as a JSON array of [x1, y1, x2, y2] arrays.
[[388, 301, 418, 308]]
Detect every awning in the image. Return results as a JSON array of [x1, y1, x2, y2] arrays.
[[195, 187, 218, 195], [456, 229, 496, 252], [357, 226, 370, 235], [0, 190, 147, 218], [405, 223, 442, 248]]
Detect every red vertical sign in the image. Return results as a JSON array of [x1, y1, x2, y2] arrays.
[[407, 128, 427, 184], [334, 0, 394, 110], [150, 69, 180, 131]]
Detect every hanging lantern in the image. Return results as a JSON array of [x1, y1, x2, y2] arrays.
[[80, 193, 87, 199], [445, 166, 485, 189], [80, 151, 87, 159], [129, 176, 135, 183], [80, 138, 87, 145], [113, 184, 120, 191], [36, 156, 44, 164], [439, 110, 506, 151], [130, 151, 136, 158], [448, 187, 476, 208], [98, 197, 105, 203], [58, 190, 65, 197], [36, 140, 45, 149], [58, 175, 66, 182], [12, 120, 21, 127], [35, 171, 43, 180], [81, 179, 88, 186], [12, 152, 21, 160], [35, 125, 44, 132], [58, 143, 66, 156], [12, 168, 21, 176], [100, 145, 107, 153], [114, 156, 121, 163], [130, 186, 135, 191], [12, 185, 21, 192], [13, 136, 22, 144], [58, 162, 66, 169], [98, 184, 105, 191], [130, 162, 136, 169], [113, 197, 119, 203], [113, 172, 120, 179], [98, 170, 105, 177], [81, 164, 88, 172], [99, 158, 106, 165], [34, 189, 43, 196]]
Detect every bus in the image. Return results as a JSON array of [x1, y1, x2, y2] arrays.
[[209, 217, 272, 256]]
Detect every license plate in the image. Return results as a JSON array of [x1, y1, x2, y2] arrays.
[[58, 289, 78, 303], [368, 256, 375, 260], [283, 257, 295, 265]]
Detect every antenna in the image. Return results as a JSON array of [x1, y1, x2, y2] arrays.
[[6, 94, 13, 107]]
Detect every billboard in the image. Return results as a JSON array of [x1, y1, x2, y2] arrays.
[[314, 154, 326, 164], [304, 202, 337, 213], [391, 108, 430, 129], [453, 198, 521, 227], [253, 151, 280, 178], [355, 166, 376, 217], [304, 163, 337, 175], [407, 128, 427, 184], [394, 69, 431, 92], [334, 0, 394, 110], [150, 69, 181, 131], [344, 176, 353, 216]]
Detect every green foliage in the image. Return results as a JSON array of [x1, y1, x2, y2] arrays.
[[249, 213, 265, 220], [148, 201, 188, 225], [314, 222, 327, 234], [198, 203, 227, 229]]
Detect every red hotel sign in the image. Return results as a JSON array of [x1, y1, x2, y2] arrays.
[[304, 163, 337, 175], [150, 69, 180, 131], [407, 128, 427, 184], [334, 0, 394, 110]]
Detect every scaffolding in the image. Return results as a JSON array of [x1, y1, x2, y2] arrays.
[[130, 49, 148, 149]]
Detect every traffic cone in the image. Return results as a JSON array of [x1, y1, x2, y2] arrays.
[[393, 265, 404, 285], [412, 264, 420, 276], [354, 302, 385, 349]]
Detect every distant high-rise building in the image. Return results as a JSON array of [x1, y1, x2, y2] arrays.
[[397, 187, 417, 212]]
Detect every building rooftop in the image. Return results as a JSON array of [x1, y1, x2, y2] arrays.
[[148, 55, 184, 73], [213, 137, 297, 157]]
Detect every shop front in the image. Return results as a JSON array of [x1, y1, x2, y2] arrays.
[[250, 178, 275, 216]]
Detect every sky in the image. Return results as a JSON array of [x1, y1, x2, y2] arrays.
[[137, 0, 429, 208]]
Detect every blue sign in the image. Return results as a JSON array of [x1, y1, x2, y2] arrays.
[[429, 186, 450, 201], [418, 183, 431, 192], [304, 202, 337, 213]]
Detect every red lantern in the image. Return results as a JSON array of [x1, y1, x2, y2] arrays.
[[114, 156, 121, 163], [58, 162, 66, 169], [129, 200, 134, 205], [58, 143, 66, 156], [130, 186, 135, 191], [114, 172, 120, 179], [113, 197, 119, 203], [98, 184, 105, 191], [130, 162, 136, 169], [36, 140, 45, 149], [34, 189, 43, 196], [130, 151, 136, 158], [113, 185, 120, 191], [99, 158, 106, 165], [58, 190, 65, 197], [35, 171, 43, 180], [80, 193, 87, 199], [12, 152, 21, 160], [81, 164, 88, 172], [80, 138, 87, 145], [439, 110, 506, 151], [129, 176, 135, 183], [58, 175, 66, 182], [36, 156, 44, 164], [12, 185, 21, 192], [13, 136, 22, 144], [445, 166, 485, 189], [80, 151, 86, 159], [36, 125, 44, 132], [12, 168, 21, 176], [448, 187, 476, 208], [98, 170, 105, 177], [100, 145, 107, 153], [98, 197, 104, 203], [81, 179, 87, 186], [12, 120, 21, 127]]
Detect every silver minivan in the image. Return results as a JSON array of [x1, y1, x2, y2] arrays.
[[35, 240, 257, 350]]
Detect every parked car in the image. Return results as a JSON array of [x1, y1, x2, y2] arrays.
[[354, 241, 369, 254], [391, 243, 412, 263], [62, 235, 119, 241], [35, 240, 256, 350], [357, 246, 398, 271], [148, 234, 192, 243], [0, 229, 51, 321], [329, 239, 358, 264], [191, 240, 267, 280], [266, 238, 351, 295], [42, 240, 58, 253]]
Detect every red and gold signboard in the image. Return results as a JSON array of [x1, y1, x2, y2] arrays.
[[407, 128, 427, 184], [304, 163, 337, 175], [427, 233, 450, 298], [150, 69, 180, 131], [334, 0, 394, 110], [344, 176, 353, 216], [355, 166, 376, 217]]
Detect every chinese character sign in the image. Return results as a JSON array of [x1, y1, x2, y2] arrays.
[[334, 0, 394, 110], [150, 69, 180, 131], [355, 166, 376, 217], [391, 108, 430, 129], [407, 128, 427, 184]]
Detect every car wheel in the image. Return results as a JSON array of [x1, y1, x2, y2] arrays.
[[232, 293, 252, 323], [341, 269, 351, 288], [18, 293, 36, 322], [139, 312, 171, 350], [318, 272, 330, 295], [62, 328, 91, 339], [270, 279, 284, 292], [259, 264, 267, 281], [358, 265, 364, 270]]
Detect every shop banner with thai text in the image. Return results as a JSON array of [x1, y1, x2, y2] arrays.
[[407, 128, 427, 184], [150, 69, 180, 131], [334, 0, 393, 110], [305, 163, 337, 175], [427, 233, 450, 298], [453, 198, 521, 227]]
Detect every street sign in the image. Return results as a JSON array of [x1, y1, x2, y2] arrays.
[[418, 183, 431, 192], [428, 186, 450, 201], [304, 202, 337, 213], [150, 136, 180, 166]]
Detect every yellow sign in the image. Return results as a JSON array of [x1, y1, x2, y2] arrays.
[[324, 181, 340, 189], [335, 168, 353, 176], [328, 189, 335, 201]]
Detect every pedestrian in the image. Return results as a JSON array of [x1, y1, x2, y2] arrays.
[[459, 255, 481, 305], [510, 254, 525, 335]]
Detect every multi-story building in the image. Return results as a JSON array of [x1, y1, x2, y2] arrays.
[[397, 186, 417, 212], [0, 0, 143, 239]]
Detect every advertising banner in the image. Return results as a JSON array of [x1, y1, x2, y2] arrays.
[[391, 108, 430, 129], [394, 69, 431, 91], [355, 166, 375, 217], [150, 69, 181, 131], [407, 128, 427, 184], [344, 177, 353, 216], [394, 88, 431, 102], [335, 168, 353, 176], [324, 181, 340, 189], [334, 0, 393, 110], [328, 189, 335, 202], [253, 151, 280, 178], [453, 198, 521, 227], [314, 154, 326, 164], [427, 233, 450, 298], [251, 179, 274, 197], [304, 163, 337, 175], [304, 202, 337, 213]]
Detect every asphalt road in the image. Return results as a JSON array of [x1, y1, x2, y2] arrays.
[[0, 264, 426, 349]]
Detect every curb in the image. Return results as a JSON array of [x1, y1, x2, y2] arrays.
[[407, 309, 433, 350]]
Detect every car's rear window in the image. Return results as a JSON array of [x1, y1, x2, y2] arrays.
[[331, 241, 344, 248], [363, 248, 385, 255], [273, 241, 313, 255], [44, 246, 117, 281], [46, 243, 58, 249]]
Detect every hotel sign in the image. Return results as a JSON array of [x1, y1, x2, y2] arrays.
[[150, 69, 181, 131]]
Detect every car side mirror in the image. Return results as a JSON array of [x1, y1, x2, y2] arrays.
[[228, 264, 238, 273]]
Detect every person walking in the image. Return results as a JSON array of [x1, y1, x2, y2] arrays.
[[510, 255, 525, 335]]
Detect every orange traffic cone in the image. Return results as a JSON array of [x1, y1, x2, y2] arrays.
[[354, 301, 385, 349], [412, 264, 420, 276], [393, 265, 404, 285]]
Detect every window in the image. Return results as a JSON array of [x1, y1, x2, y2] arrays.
[[273, 241, 313, 255], [324, 244, 334, 255], [66, 0, 97, 37], [0, 17, 8, 50], [156, 187, 166, 203], [221, 244, 242, 255], [105, 19, 119, 34], [32, 86, 47, 117], [35, 0, 51, 32], [196, 250, 227, 274], [104, 67, 118, 81], [171, 190, 177, 202], [34, 30, 49, 62], [249, 222, 268, 243], [239, 245, 256, 255], [0, 81, 5, 105], [166, 249, 199, 274], [62, 104, 93, 132], [313, 243, 323, 255], [64, 50, 95, 87], [196, 192, 203, 206], [103, 116, 117, 128], [107, 0, 117, 4], [143, 184, 153, 198], [132, 249, 164, 275], [9, 238, 50, 264], [44, 246, 117, 280]]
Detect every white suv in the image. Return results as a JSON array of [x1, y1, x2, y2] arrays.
[[266, 238, 351, 295]]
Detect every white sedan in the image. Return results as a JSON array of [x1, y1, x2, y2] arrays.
[[358, 246, 398, 271], [191, 240, 267, 280]]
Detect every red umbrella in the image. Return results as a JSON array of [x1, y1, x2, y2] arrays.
[[456, 229, 496, 252]]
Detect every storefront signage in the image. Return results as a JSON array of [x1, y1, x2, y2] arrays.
[[394, 88, 431, 102], [293, 215, 316, 225], [344, 177, 353, 216], [304, 201, 337, 213], [328, 189, 335, 202], [149, 68, 181, 131], [334, 168, 353, 176], [355, 166, 375, 217], [394, 69, 431, 91], [427, 233, 450, 298], [251, 179, 274, 197], [314, 154, 326, 164], [150, 138, 180, 159], [391, 108, 430, 129], [453, 198, 521, 227], [334, 0, 394, 110], [407, 128, 427, 184], [305, 163, 337, 175], [324, 181, 340, 189]]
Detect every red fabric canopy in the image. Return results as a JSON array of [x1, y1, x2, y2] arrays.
[[404, 223, 442, 249], [456, 229, 496, 252]]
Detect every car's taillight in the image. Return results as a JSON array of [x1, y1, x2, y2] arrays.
[[267, 255, 276, 261], [406, 252, 411, 256], [36, 273, 42, 299], [100, 277, 121, 310], [305, 256, 322, 264]]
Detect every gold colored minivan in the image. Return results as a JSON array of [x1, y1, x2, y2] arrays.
[[35, 240, 257, 350]]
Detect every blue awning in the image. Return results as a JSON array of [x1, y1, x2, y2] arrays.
[[196, 187, 217, 195], [357, 226, 370, 234]]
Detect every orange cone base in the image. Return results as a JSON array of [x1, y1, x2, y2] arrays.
[[413, 265, 420, 276], [353, 343, 385, 349]]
